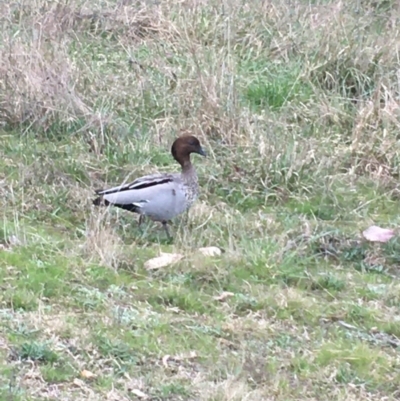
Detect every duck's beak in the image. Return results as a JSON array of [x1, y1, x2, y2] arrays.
[[197, 146, 207, 157]]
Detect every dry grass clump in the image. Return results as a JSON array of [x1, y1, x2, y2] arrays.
[[82, 212, 124, 270], [0, 0, 166, 130]]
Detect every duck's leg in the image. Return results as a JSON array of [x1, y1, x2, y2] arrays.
[[162, 221, 172, 240], [137, 214, 149, 236], [183, 209, 190, 226], [138, 214, 145, 227]]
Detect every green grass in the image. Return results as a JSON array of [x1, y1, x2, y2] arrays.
[[1, 0, 400, 400]]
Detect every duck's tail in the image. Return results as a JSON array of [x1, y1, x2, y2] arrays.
[[93, 195, 140, 213], [93, 196, 110, 206]]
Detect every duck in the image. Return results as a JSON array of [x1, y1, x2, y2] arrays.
[[93, 135, 206, 238]]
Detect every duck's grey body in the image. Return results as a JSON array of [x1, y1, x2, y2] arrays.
[[95, 170, 199, 222]]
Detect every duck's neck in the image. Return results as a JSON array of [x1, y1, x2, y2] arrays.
[[182, 162, 197, 183], [181, 161, 196, 175]]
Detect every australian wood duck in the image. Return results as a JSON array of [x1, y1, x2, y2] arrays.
[[93, 135, 206, 238]]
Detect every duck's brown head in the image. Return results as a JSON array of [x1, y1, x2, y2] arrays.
[[171, 135, 206, 168]]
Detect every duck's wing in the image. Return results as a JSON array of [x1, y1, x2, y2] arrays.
[[93, 172, 182, 209], [95, 173, 176, 196]]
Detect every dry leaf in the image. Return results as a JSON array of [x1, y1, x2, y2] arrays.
[[362, 225, 396, 243], [166, 306, 181, 313], [213, 291, 234, 301], [219, 338, 235, 348], [131, 389, 148, 399], [177, 350, 197, 360], [162, 354, 171, 368], [198, 246, 222, 257], [162, 351, 198, 367], [144, 252, 183, 270], [73, 378, 85, 387], [80, 370, 96, 379]]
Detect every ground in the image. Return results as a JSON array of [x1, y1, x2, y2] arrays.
[[1, 0, 400, 400]]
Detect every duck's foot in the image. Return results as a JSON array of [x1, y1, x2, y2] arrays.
[[162, 221, 172, 241], [138, 214, 145, 227], [134, 215, 145, 237], [182, 209, 190, 226]]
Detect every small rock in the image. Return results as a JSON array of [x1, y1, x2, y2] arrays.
[[144, 252, 183, 270], [7, 235, 22, 247], [130, 389, 148, 399], [213, 291, 234, 301], [73, 378, 85, 387], [198, 246, 222, 257]]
